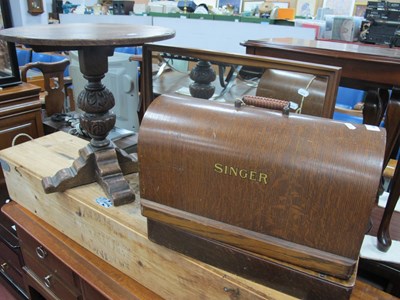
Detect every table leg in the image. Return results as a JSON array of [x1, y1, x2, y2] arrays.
[[378, 161, 400, 252], [377, 99, 400, 251], [189, 60, 216, 99], [41, 47, 138, 206], [363, 88, 389, 126]]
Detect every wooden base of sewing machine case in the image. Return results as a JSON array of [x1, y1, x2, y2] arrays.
[[147, 218, 356, 300]]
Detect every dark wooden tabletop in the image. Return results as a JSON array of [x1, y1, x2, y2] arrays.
[[0, 23, 175, 50], [242, 38, 400, 89], [243, 38, 400, 63]]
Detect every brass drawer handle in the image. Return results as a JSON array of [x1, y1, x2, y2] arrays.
[[44, 274, 52, 288], [36, 245, 48, 259], [1, 262, 8, 271]]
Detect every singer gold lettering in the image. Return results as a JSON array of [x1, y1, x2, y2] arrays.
[[214, 163, 268, 184]]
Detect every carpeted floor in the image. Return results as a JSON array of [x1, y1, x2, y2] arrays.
[[0, 279, 19, 300]]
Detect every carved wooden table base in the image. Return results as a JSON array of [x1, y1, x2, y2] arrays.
[[42, 143, 138, 206], [0, 23, 175, 206], [41, 47, 139, 206]]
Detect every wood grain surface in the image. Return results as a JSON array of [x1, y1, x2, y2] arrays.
[[0, 23, 175, 50], [0, 132, 397, 299], [141, 43, 342, 119], [139, 94, 386, 279], [2, 201, 162, 300], [242, 38, 400, 89], [0, 132, 293, 300]]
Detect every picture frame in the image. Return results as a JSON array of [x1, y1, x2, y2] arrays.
[[296, 0, 317, 18], [323, 0, 356, 16], [27, 0, 44, 15], [217, 0, 243, 14], [273, 2, 289, 9], [242, 0, 264, 13], [241, 0, 289, 14], [0, 0, 21, 88]]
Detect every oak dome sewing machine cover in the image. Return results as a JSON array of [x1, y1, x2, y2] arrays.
[[139, 94, 385, 299]]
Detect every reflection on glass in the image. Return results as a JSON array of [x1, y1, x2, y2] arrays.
[[0, 0, 21, 88], [32, 0, 41, 9], [151, 52, 329, 117], [152, 53, 262, 103], [0, 5, 12, 79]]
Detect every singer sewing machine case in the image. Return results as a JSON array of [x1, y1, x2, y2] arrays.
[[139, 94, 386, 299]]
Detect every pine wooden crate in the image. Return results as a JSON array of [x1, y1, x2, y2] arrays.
[[0, 131, 295, 300]]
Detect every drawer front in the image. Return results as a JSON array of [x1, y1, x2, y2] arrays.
[[0, 249, 24, 291], [81, 280, 108, 300], [18, 227, 77, 288], [0, 204, 18, 243], [23, 266, 73, 300], [23, 268, 59, 300], [22, 252, 80, 300], [0, 223, 19, 252], [0, 110, 43, 149], [0, 239, 23, 272]]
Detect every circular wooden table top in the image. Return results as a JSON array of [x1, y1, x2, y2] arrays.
[[0, 23, 175, 50]]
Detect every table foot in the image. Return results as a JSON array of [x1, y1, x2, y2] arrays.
[[42, 143, 138, 206]]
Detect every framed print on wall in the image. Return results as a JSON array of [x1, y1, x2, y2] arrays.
[[27, 0, 44, 15], [273, 2, 289, 9], [217, 0, 243, 13], [323, 0, 355, 16], [241, 0, 288, 14], [296, 0, 317, 18], [242, 0, 264, 13]]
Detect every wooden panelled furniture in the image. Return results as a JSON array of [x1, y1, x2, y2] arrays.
[[0, 197, 27, 299], [0, 82, 44, 299], [0, 82, 44, 194], [0, 201, 398, 300], [242, 38, 400, 90], [0, 82, 44, 195], [2, 202, 160, 300], [242, 38, 400, 126]]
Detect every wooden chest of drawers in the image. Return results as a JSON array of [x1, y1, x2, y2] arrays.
[[0, 199, 27, 298], [1, 201, 161, 300], [0, 198, 26, 298], [0, 82, 44, 298], [0, 82, 43, 191], [18, 227, 82, 300]]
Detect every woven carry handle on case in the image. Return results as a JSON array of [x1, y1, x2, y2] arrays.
[[242, 95, 290, 111]]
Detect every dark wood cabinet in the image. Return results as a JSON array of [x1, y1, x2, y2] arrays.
[[0, 198, 27, 299], [18, 227, 82, 300], [0, 83, 43, 142], [2, 202, 161, 300], [0, 82, 43, 299], [0, 82, 44, 191]]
